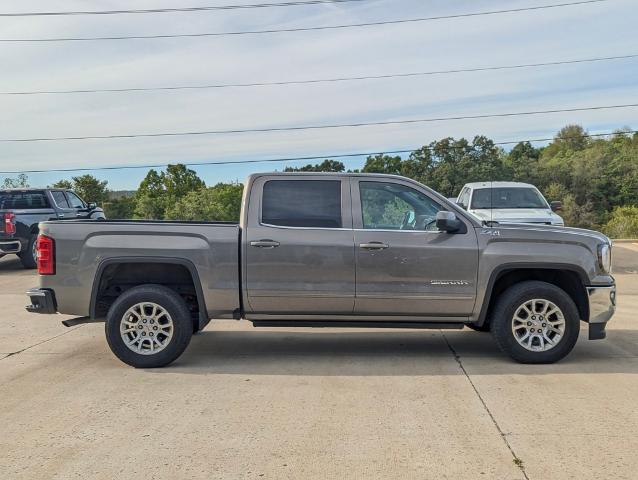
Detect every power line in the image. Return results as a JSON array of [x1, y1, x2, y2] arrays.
[[2, 103, 637, 143], [0, 0, 610, 42], [0, 130, 635, 175], [3, 53, 636, 96], [0, 0, 367, 17]]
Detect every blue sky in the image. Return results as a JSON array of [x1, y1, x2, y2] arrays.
[[0, 0, 637, 190]]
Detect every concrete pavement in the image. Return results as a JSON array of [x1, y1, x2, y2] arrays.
[[1, 246, 637, 479]]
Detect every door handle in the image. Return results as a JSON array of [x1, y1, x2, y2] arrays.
[[359, 242, 389, 250], [250, 239, 280, 249]]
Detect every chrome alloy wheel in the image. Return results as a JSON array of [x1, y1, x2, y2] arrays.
[[120, 302, 174, 355], [511, 299, 565, 352]]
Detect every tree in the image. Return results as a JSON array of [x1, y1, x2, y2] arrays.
[[553, 124, 590, 151], [163, 164, 205, 199], [164, 183, 244, 221], [52, 180, 73, 190], [134, 164, 206, 219], [3, 174, 29, 188], [362, 154, 403, 175], [103, 196, 136, 219], [425, 136, 506, 197], [506, 141, 541, 185], [560, 194, 599, 229], [135, 169, 168, 219], [603, 206, 638, 238], [52, 175, 109, 204], [284, 159, 345, 172]]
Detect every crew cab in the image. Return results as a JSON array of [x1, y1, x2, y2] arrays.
[[0, 188, 105, 268], [455, 181, 564, 226], [26, 173, 615, 367]]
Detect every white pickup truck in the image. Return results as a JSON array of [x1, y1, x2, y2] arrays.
[[455, 182, 564, 226]]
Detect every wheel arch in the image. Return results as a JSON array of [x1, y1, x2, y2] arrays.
[[90, 257, 209, 331], [477, 263, 589, 327]]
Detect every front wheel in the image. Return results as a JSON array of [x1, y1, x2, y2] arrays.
[[105, 285, 193, 368], [490, 281, 580, 364]]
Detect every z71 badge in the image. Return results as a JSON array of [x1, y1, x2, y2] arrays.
[[480, 228, 501, 236]]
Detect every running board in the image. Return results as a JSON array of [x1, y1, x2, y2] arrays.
[[61, 317, 104, 327], [251, 320, 465, 329]]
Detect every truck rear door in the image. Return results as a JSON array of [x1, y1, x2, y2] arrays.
[[244, 175, 355, 315], [49, 190, 75, 219], [351, 177, 478, 318]]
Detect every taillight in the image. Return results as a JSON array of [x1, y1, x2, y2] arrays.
[[37, 235, 55, 275], [4, 213, 15, 235]]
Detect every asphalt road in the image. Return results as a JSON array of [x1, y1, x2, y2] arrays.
[[1, 247, 637, 480]]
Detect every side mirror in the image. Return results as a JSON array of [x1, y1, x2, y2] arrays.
[[87, 202, 97, 210], [436, 211, 463, 233], [550, 201, 562, 212]]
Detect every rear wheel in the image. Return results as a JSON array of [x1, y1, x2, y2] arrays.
[[18, 234, 37, 269], [490, 281, 580, 364], [105, 285, 193, 368]]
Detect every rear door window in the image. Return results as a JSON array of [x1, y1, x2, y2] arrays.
[[262, 180, 342, 228], [51, 191, 70, 208]]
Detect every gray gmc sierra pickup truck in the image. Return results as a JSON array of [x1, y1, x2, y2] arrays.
[[26, 173, 616, 368]]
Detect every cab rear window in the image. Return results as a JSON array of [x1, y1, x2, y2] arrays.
[[0, 191, 50, 209]]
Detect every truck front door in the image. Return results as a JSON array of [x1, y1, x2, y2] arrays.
[[244, 176, 355, 315], [352, 178, 478, 318]]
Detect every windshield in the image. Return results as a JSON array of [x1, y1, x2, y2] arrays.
[[470, 187, 548, 209]]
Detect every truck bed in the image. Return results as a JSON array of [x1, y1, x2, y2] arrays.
[[38, 219, 241, 319]]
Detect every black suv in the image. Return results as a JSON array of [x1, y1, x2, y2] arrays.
[[0, 188, 105, 268]]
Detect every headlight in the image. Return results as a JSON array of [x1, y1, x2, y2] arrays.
[[598, 243, 612, 274]]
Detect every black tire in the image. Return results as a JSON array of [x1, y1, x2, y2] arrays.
[[105, 284, 193, 368], [466, 323, 490, 332], [490, 280, 580, 364], [18, 234, 38, 269]]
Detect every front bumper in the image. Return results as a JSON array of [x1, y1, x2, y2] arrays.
[[26, 288, 57, 314], [586, 285, 616, 340]]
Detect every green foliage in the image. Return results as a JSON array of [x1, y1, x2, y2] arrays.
[[164, 164, 206, 198], [27, 126, 636, 235], [350, 127, 638, 234], [284, 159, 345, 172], [165, 183, 244, 222], [361, 137, 507, 197], [2, 173, 29, 188], [602, 206, 638, 238], [134, 164, 205, 219], [362, 154, 404, 175], [103, 196, 136, 219], [560, 194, 599, 229], [52, 175, 109, 204]]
